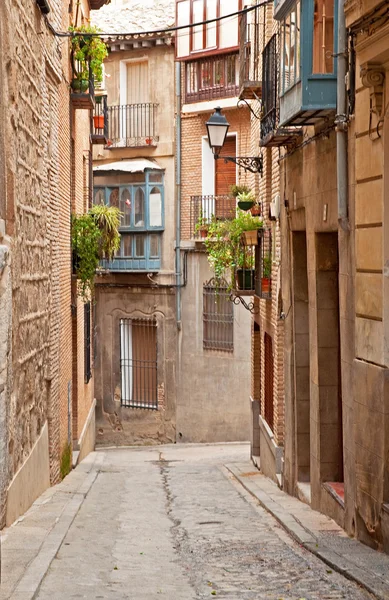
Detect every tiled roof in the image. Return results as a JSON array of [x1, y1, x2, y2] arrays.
[[91, 0, 175, 35]]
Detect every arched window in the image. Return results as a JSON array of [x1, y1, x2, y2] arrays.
[[120, 188, 131, 226], [94, 189, 105, 205], [149, 187, 162, 227], [134, 188, 145, 227]]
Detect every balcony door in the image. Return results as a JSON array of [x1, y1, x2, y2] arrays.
[[215, 135, 236, 220], [124, 61, 151, 143]]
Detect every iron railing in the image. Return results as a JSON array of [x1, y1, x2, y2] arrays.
[[190, 195, 236, 239], [70, 57, 95, 100], [185, 53, 239, 104], [107, 103, 158, 148], [92, 95, 109, 141], [261, 34, 279, 140], [120, 318, 158, 410], [203, 279, 234, 352]]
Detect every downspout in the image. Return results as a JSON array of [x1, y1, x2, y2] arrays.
[[336, 0, 349, 231], [175, 61, 182, 329]]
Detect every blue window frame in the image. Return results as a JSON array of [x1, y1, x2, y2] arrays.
[[94, 170, 164, 271], [275, 0, 338, 127]]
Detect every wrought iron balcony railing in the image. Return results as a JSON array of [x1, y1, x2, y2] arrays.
[[261, 34, 279, 141], [106, 103, 158, 148], [92, 95, 109, 145], [190, 195, 236, 240], [185, 53, 240, 104], [70, 58, 95, 110]]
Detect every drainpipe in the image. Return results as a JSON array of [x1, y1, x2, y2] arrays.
[[336, 0, 349, 231], [175, 61, 182, 329]]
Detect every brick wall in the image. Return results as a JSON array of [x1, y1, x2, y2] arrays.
[[180, 102, 252, 240]]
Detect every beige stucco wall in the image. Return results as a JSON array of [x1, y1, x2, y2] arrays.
[[176, 252, 251, 442]]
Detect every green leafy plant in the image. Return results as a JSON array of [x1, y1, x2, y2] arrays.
[[229, 184, 252, 198], [203, 210, 263, 289], [72, 205, 122, 301], [89, 204, 121, 260], [262, 253, 272, 278], [69, 24, 108, 84]]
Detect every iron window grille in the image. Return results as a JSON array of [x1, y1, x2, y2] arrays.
[[255, 228, 272, 300], [120, 318, 158, 410], [261, 34, 279, 140], [203, 279, 234, 352], [84, 302, 92, 384]]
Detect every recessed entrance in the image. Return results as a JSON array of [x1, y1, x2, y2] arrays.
[[292, 232, 310, 484]]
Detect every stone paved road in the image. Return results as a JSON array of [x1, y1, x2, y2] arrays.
[[36, 445, 373, 600]]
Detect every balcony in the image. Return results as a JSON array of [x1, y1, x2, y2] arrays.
[[92, 95, 109, 145], [185, 54, 240, 104], [106, 104, 158, 148], [70, 59, 95, 110], [190, 195, 236, 240], [239, 9, 262, 101], [275, 0, 337, 127], [260, 34, 302, 148]]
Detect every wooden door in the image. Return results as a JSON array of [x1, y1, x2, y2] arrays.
[[215, 136, 236, 195]]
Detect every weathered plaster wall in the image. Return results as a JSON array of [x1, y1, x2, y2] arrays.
[[94, 284, 177, 445], [177, 252, 251, 442]]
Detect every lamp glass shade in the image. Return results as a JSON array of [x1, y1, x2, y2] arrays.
[[206, 107, 230, 156]]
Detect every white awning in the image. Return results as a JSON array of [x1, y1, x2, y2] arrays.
[[93, 159, 163, 173]]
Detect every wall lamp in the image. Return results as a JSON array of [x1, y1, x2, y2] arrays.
[[206, 107, 263, 176]]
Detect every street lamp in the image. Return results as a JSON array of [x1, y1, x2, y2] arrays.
[[206, 107, 263, 176]]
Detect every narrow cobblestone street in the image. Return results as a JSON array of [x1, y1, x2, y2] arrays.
[[2, 444, 378, 600]]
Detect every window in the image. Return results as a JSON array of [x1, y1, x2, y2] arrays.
[[120, 318, 158, 410], [93, 170, 164, 271], [203, 279, 234, 352], [176, 0, 240, 59], [280, 2, 300, 93], [312, 0, 334, 73], [84, 302, 92, 384], [185, 53, 239, 103]]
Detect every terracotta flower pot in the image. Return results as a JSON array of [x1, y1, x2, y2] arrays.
[[93, 115, 105, 129], [261, 277, 271, 295]]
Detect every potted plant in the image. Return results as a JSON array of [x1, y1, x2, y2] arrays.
[[230, 184, 251, 198], [261, 254, 272, 296], [93, 114, 105, 130], [237, 190, 255, 211], [195, 211, 209, 239], [250, 202, 261, 217], [72, 204, 121, 301], [69, 25, 108, 91], [203, 210, 263, 292]]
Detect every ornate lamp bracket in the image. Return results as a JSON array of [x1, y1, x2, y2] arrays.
[[229, 292, 260, 314], [361, 64, 385, 117], [222, 155, 263, 175]]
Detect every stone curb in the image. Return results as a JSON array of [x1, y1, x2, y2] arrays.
[[7, 465, 100, 600], [225, 464, 389, 600]]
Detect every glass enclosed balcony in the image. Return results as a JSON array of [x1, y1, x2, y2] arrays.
[[274, 0, 338, 127]]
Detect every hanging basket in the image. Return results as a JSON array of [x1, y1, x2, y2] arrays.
[[238, 200, 255, 211]]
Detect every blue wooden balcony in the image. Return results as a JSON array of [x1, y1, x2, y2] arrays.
[[274, 0, 338, 127]]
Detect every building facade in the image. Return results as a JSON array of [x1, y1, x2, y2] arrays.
[[0, 0, 106, 528], [247, 0, 389, 553], [91, 0, 178, 445], [175, 0, 253, 442]]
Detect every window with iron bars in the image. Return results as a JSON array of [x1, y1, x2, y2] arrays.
[[203, 279, 234, 352], [120, 318, 158, 410]]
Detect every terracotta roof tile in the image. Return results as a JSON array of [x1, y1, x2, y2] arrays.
[[91, 0, 175, 35]]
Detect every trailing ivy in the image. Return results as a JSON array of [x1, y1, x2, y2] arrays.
[[69, 24, 109, 84]]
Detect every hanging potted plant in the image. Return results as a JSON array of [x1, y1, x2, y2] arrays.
[[69, 24, 108, 92], [261, 254, 272, 296], [237, 190, 255, 211]]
